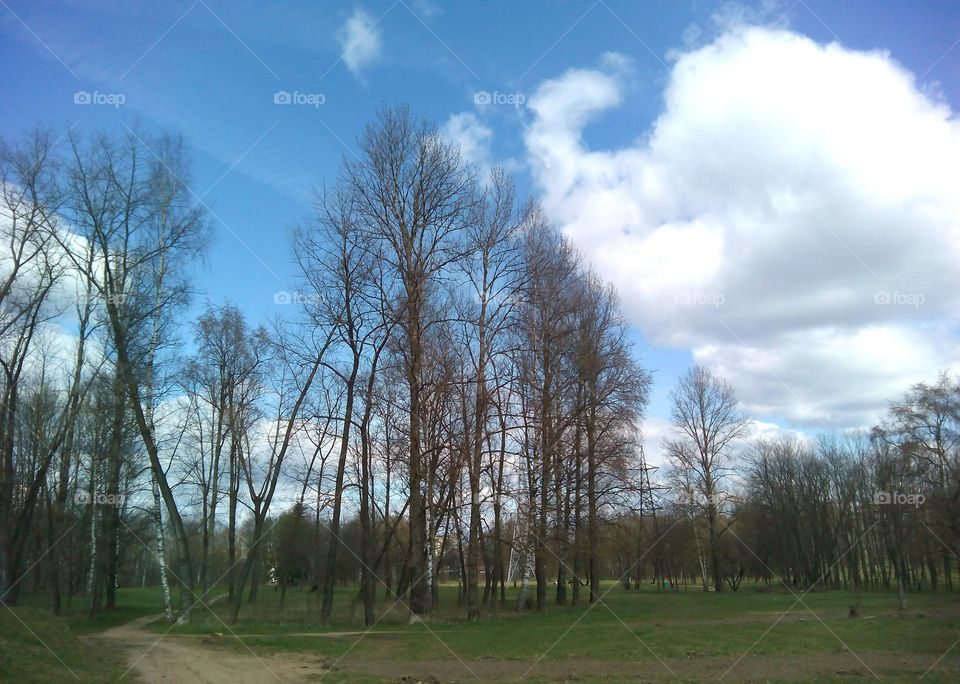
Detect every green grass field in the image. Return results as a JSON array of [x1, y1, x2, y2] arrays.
[[0, 587, 163, 682], [3, 582, 960, 682], [153, 581, 960, 682]]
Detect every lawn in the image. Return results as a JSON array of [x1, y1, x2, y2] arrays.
[[0, 586, 163, 682], [3, 582, 959, 682], [151, 581, 960, 682]]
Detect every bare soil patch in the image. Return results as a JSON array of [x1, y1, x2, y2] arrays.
[[91, 614, 324, 683]]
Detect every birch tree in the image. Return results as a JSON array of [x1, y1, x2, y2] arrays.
[[63, 129, 206, 620]]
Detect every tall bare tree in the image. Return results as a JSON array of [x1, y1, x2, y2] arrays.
[[183, 303, 260, 595], [345, 106, 475, 617], [665, 365, 749, 592], [458, 169, 525, 619], [294, 183, 392, 625], [227, 321, 320, 624], [63, 129, 206, 620], [575, 272, 651, 601], [0, 130, 79, 605], [516, 213, 581, 610]]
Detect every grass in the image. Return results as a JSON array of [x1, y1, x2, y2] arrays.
[[4, 582, 960, 682], [0, 587, 164, 682], [0, 607, 125, 682], [15, 585, 168, 633], [154, 581, 960, 682]]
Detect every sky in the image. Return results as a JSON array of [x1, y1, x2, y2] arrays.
[[2, 0, 959, 461]]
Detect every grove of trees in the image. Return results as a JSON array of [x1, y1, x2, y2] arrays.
[[1, 109, 958, 629]]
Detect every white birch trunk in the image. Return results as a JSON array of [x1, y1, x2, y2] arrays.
[[86, 473, 97, 600], [506, 513, 518, 585], [425, 503, 434, 597], [153, 473, 174, 622]]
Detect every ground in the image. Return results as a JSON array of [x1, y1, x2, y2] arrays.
[[3, 583, 959, 682], [92, 613, 320, 683]]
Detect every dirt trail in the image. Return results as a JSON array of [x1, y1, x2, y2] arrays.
[[91, 613, 325, 683]]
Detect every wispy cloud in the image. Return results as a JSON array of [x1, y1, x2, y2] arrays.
[[442, 112, 492, 177], [337, 7, 382, 77]]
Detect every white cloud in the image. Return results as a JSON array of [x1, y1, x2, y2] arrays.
[[641, 416, 673, 469], [525, 28, 960, 429], [337, 7, 381, 77], [646, 415, 813, 487], [441, 112, 493, 177]]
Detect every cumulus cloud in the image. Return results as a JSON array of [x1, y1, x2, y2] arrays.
[[525, 27, 960, 429], [337, 7, 381, 77]]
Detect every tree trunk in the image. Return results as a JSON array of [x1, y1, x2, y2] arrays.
[[320, 357, 357, 624], [153, 474, 174, 621], [587, 403, 599, 603]]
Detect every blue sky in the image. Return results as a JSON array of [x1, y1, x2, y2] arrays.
[[3, 0, 959, 450]]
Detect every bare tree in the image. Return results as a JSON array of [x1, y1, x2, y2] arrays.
[[575, 272, 651, 602], [62, 129, 206, 620], [345, 106, 475, 617], [458, 169, 525, 619], [227, 321, 320, 624], [0, 129, 82, 605], [515, 213, 581, 610], [665, 365, 749, 592], [182, 303, 260, 595], [294, 183, 392, 625]]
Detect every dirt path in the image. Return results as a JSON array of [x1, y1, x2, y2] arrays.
[[91, 614, 326, 683]]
